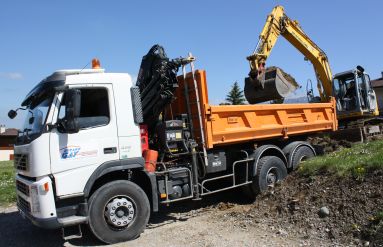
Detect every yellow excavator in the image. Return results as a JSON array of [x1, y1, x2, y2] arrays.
[[245, 5, 382, 141]]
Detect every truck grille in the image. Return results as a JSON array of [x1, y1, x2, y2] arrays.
[[16, 180, 30, 197], [14, 154, 28, 171], [17, 196, 31, 213]]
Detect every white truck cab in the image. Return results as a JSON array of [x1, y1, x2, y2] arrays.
[[14, 65, 152, 242]]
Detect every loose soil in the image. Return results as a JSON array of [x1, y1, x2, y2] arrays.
[[266, 66, 300, 88], [220, 171, 383, 246], [307, 136, 353, 154]]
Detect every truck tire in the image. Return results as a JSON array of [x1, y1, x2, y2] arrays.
[[254, 156, 287, 193], [88, 180, 150, 244], [242, 156, 287, 200], [291, 146, 315, 170]]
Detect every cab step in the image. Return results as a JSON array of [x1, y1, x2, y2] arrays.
[[61, 224, 83, 240], [58, 215, 87, 225], [59, 216, 87, 240]]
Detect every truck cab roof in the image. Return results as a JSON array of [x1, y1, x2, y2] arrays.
[[22, 68, 133, 107]]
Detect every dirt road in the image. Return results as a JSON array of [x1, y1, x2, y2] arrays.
[[0, 191, 333, 247]]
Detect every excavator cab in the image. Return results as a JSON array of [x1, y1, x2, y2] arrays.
[[333, 66, 377, 119]]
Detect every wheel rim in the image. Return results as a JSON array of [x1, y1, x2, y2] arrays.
[[298, 155, 307, 164], [266, 167, 278, 185], [104, 196, 136, 228]]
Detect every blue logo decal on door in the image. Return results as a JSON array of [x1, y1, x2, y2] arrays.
[[60, 146, 81, 159]]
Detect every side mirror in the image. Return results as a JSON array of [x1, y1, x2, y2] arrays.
[[64, 89, 81, 133], [28, 116, 35, 125], [8, 110, 17, 119]]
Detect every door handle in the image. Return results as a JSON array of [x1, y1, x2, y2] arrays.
[[104, 147, 117, 154]]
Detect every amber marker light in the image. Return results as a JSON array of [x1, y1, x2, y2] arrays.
[[43, 182, 49, 192], [92, 58, 101, 69]]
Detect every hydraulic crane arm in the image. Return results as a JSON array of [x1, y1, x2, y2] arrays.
[[246, 5, 333, 102]]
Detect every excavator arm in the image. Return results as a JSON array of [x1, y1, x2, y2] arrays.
[[246, 5, 333, 103]]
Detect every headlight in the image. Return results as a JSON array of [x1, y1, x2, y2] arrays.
[[30, 185, 40, 214]]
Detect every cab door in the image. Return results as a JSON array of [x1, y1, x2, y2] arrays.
[[363, 74, 377, 112], [49, 84, 119, 196]]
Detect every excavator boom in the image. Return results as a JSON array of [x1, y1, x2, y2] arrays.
[[245, 5, 333, 103], [246, 5, 382, 143]]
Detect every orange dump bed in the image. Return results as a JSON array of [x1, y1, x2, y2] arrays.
[[170, 70, 337, 149]]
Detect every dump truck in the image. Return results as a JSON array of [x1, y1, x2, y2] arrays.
[[9, 44, 337, 243], [245, 5, 383, 141]]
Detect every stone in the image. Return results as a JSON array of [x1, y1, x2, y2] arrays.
[[318, 206, 330, 218]]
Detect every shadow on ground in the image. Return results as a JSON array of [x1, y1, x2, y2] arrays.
[[0, 189, 251, 247]]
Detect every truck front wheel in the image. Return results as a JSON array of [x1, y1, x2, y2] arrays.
[[88, 180, 150, 244]]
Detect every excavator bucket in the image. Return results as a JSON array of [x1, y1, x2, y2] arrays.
[[244, 67, 299, 104]]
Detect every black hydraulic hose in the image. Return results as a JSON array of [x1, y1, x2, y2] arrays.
[[197, 152, 207, 179], [189, 141, 200, 200]]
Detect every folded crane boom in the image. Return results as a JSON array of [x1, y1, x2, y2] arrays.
[[136, 45, 193, 130]]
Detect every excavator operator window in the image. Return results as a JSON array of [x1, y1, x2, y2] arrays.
[[334, 74, 358, 112], [333, 79, 343, 111], [356, 74, 367, 109]]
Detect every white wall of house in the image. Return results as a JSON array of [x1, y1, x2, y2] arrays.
[[0, 150, 14, 161], [374, 87, 383, 113]]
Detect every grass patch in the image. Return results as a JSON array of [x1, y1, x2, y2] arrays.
[[375, 211, 383, 222], [299, 140, 383, 177], [0, 160, 16, 206], [363, 211, 383, 244]]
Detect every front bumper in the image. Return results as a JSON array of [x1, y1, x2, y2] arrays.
[[16, 175, 59, 229], [20, 209, 62, 229]]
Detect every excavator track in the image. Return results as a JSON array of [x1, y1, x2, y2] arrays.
[[330, 118, 383, 143]]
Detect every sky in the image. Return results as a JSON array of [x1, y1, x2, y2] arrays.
[[1, 0, 382, 128]]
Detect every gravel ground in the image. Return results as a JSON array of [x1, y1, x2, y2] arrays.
[[2, 171, 380, 247], [0, 191, 333, 247]]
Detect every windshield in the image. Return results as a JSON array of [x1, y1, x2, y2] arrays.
[[21, 97, 53, 136], [333, 74, 355, 98]]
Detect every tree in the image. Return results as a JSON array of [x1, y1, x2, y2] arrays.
[[225, 81, 246, 105]]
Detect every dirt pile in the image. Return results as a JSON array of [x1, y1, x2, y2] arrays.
[[267, 66, 300, 88], [307, 136, 353, 154], [220, 171, 383, 246]]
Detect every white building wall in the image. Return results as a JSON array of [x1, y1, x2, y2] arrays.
[[0, 150, 14, 161], [375, 87, 383, 114]]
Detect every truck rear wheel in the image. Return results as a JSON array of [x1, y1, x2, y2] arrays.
[[88, 180, 150, 244], [291, 146, 315, 170]]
